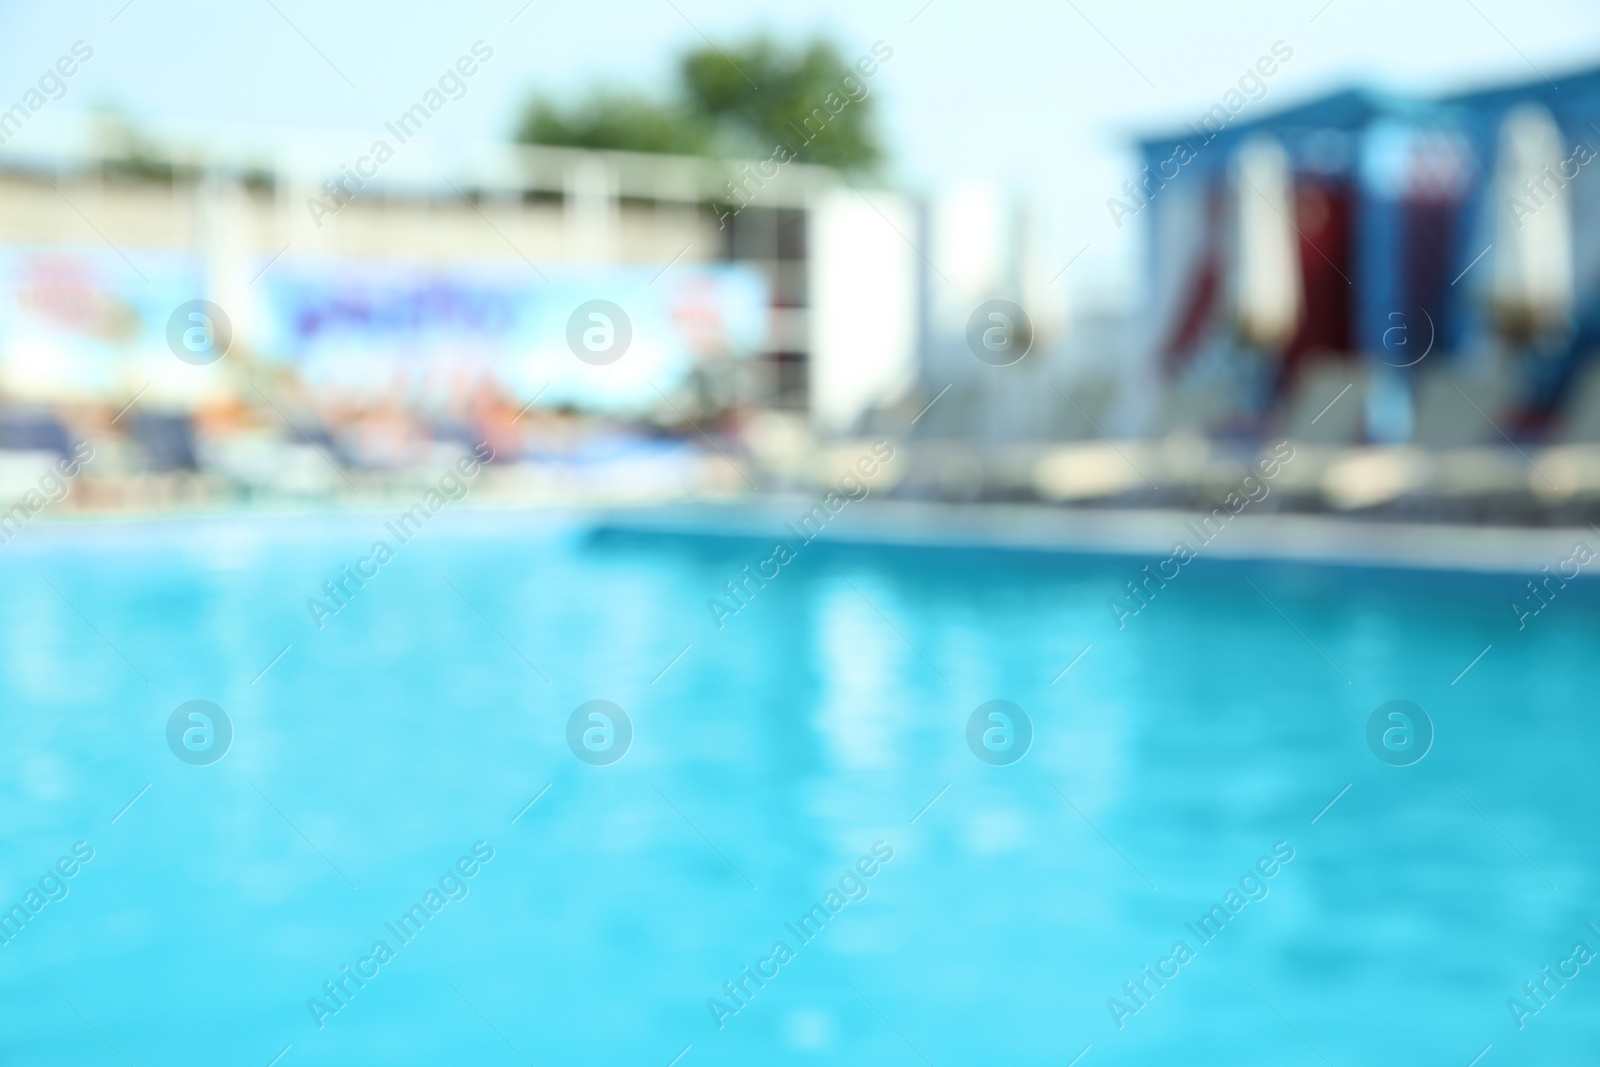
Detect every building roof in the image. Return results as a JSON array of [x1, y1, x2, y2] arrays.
[[0, 111, 843, 208], [1133, 57, 1600, 157]]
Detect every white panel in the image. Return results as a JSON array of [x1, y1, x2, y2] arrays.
[[928, 184, 1004, 336], [1016, 196, 1068, 346], [807, 188, 918, 435]]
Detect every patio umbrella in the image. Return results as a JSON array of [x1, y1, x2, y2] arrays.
[[1491, 105, 1573, 335], [1233, 136, 1303, 349]]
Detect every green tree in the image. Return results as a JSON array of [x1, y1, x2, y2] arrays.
[[680, 38, 881, 170], [515, 36, 883, 171], [515, 91, 710, 156]]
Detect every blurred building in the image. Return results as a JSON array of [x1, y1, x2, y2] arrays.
[[0, 118, 926, 502], [0, 117, 849, 417]]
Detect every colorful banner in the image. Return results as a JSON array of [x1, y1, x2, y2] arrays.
[[0, 247, 206, 402], [0, 248, 770, 413], [254, 259, 770, 413]]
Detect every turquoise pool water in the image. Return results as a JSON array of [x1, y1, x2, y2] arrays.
[[3, 510, 1597, 1065]]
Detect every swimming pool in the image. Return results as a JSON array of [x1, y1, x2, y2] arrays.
[[3, 509, 1597, 1065]]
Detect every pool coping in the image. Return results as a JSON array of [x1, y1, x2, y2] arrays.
[[14, 497, 1598, 576], [588, 498, 1600, 576]]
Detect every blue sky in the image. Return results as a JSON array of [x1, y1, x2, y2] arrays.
[[3, 0, 1599, 304]]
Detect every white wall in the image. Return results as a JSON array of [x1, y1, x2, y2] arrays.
[[806, 187, 918, 436]]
